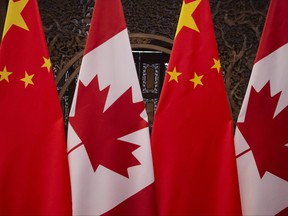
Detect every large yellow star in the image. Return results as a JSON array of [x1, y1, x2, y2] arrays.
[[167, 67, 182, 83], [2, 0, 29, 39], [175, 0, 202, 36], [0, 66, 13, 82], [211, 58, 221, 73], [189, 72, 203, 88], [41, 57, 52, 73], [20, 72, 34, 88]]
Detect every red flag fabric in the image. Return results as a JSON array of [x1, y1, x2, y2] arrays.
[[0, 0, 72, 215], [67, 0, 157, 215], [234, 0, 288, 215], [151, 0, 242, 215]]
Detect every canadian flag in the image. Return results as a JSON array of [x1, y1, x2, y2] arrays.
[[67, 0, 156, 215], [234, 0, 288, 215]]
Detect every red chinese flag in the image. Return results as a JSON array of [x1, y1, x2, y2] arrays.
[[234, 0, 288, 215], [0, 0, 72, 215], [151, 0, 242, 215], [67, 0, 157, 215]]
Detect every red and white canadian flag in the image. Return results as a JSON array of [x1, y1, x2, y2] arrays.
[[234, 0, 288, 215], [67, 0, 156, 215]]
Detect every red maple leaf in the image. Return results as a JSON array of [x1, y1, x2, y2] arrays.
[[237, 81, 288, 182], [69, 75, 148, 178]]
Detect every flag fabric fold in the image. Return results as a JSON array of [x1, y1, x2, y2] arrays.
[[234, 0, 288, 215], [67, 0, 156, 215], [151, 0, 242, 215], [0, 0, 72, 215]]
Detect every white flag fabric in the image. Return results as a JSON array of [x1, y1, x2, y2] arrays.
[[234, 0, 288, 215], [67, 0, 156, 215]]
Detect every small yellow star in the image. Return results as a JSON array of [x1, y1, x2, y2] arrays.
[[189, 72, 203, 88], [2, 0, 29, 39], [0, 66, 13, 82], [167, 67, 182, 83], [20, 72, 34, 88], [175, 0, 202, 37], [211, 58, 221, 73], [41, 57, 52, 72]]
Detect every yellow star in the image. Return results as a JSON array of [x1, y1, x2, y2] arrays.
[[0, 66, 13, 82], [211, 58, 221, 73], [2, 0, 29, 39], [167, 67, 182, 83], [189, 72, 203, 88], [20, 72, 34, 88], [41, 57, 52, 72], [175, 0, 202, 36]]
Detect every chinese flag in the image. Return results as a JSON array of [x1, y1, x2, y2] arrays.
[[67, 0, 156, 215], [234, 0, 288, 215], [0, 0, 72, 215], [151, 0, 242, 215]]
